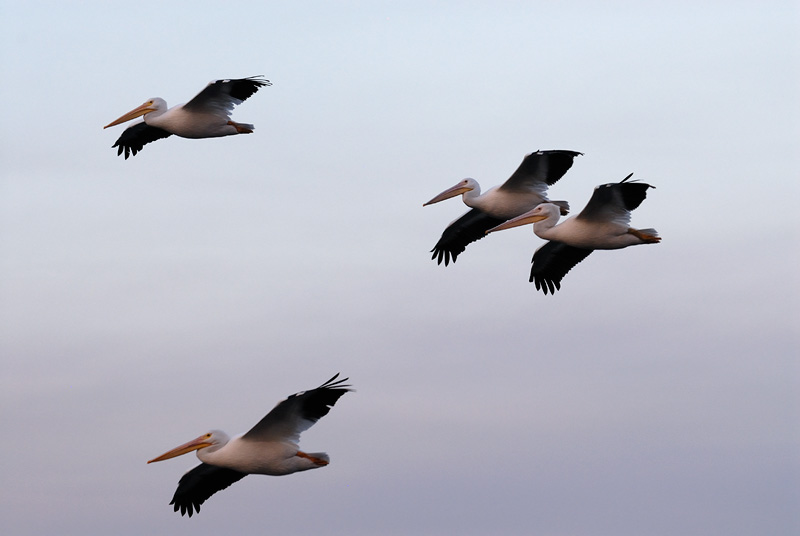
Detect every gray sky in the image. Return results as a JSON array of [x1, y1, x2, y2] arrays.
[[1, 1, 798, 535]]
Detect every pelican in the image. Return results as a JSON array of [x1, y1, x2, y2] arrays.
[[147, 374, 352, 517], [423, 150, 582, 265], [104, 76, 271, 158], [487, 173, 660, 294]]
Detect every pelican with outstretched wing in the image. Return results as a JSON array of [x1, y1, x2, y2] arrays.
[[424, 150, 582, 265], [488, 174, 660, 294], [148, 374, 352, 517], [104, 76, 271, 158]]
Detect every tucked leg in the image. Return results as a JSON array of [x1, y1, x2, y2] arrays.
[[296, 451, 329, 466], [227, 121, 253, 134], [628, 228, 661, 243]]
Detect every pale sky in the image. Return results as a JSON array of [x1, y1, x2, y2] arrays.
[[1, 1, 798, 535]]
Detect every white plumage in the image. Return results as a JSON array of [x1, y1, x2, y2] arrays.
[[488, 174, 661, 294], [147, 374, 351, 517], [103, 76, 270, 158], [423, 150, 582, 265]]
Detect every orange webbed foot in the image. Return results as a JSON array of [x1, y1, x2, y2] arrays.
[[296, 451, 329, 466], [628, 228, 661, 243], [227, 121, 253, 134]]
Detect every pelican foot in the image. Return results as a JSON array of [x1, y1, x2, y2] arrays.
[[227, 121, 253, 134], [628, 228, 661, 243], [296, 451, 329, 466]]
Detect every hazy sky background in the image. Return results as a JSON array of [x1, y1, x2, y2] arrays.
[[1, 1, 798, 535]]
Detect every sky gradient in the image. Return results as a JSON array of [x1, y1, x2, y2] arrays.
[[1, 1, 798, 535]]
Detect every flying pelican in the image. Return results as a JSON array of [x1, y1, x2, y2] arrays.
[[147, 374, 352, 517], [423, 150, 582, 265], [487, 174, 660, 294], [104, 76, 271, 158]]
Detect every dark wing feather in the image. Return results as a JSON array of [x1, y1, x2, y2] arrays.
[[430, 209, 506, 266], [111, 122, 172, 159], [499, 150, 583, 193], [228, 76, 272, 101], [169, 463, 247, 517], [617, 182, 653, 212], [579, 176, 655, 222], [183, 76, 271, 113], [243, 374, 352, 442], [529, 241, 594, 295]]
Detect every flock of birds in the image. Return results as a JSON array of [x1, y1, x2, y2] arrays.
[[103, 75, 661, 517], [424, 150, 661, 294]]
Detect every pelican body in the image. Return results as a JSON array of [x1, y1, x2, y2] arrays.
[[488, 174, 660, 294], [148, 374, 351, 517], [104, 76, 271, 158], [424, 149, 582, 265]]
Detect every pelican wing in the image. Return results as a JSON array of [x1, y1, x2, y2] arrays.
[[243, 374, 351, 444], [430, 209, 506, 266], [529, 241, 594, 295], [182, 76, 271, 117], [111, 122, 172, 159], [578, 175, 654, 225], [169, 463, 247, 517], [498, 150, 582, 195]]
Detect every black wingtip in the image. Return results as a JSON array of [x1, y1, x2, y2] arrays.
[[430, 247, 456, 266], [530, 277, 559, 295], [247, 76, 272, 88], [317, 373, 354, 393], [619, 172, 655, 189], [171, 498, 198, 517]]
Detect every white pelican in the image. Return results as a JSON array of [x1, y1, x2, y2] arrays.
[[147, 374, 352, 517], [423, 150, 582, 265], [104, 76, 271, 158], [487, 174, 661, 294]]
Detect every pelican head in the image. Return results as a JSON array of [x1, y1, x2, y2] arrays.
[[486, 203, 559, 234], [147, 430, 228, 463], [104, 97, 166, 129], [423, 178, 479, 206]]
